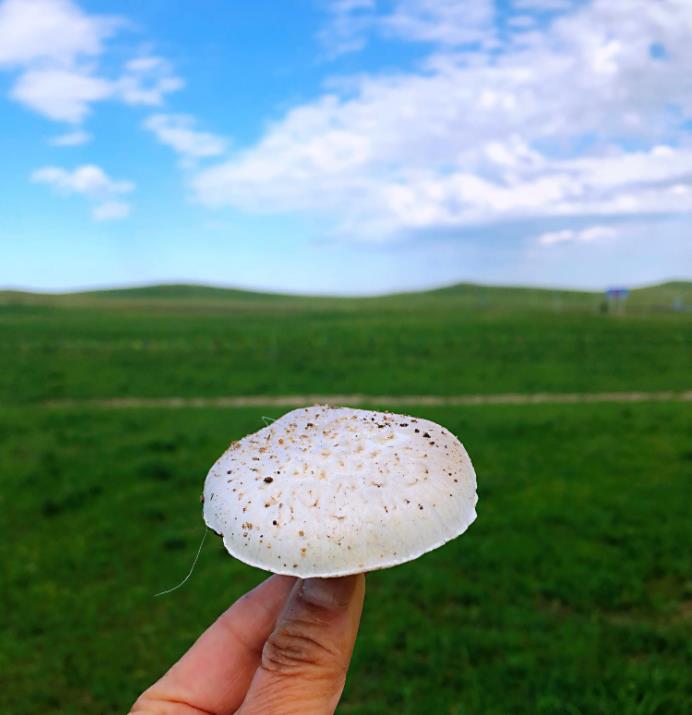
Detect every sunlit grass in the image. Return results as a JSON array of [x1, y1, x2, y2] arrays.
[[2, 403, 690, 714], [1, 296, 690, 404]]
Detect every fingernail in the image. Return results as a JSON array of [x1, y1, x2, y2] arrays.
[[300, 576, 356, 610]]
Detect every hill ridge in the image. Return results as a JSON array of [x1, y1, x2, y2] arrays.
[[1, 279, 690, 302]]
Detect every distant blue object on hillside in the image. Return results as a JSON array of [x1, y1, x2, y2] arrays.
[[605, 288, 629, 299]]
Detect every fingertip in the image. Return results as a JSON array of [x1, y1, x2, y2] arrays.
[[300, 575, 359, 610], [236, 573, 366, 714]]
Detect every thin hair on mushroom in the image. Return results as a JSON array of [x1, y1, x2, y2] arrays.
[[153, 527, 208, 598]]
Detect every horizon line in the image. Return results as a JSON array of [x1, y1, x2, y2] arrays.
[[1, 277, 690, 300]]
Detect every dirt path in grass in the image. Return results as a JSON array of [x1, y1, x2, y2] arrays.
[[41, 390, 692, 409]]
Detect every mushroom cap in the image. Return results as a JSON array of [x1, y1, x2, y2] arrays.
[[203, 405, 477, 578]]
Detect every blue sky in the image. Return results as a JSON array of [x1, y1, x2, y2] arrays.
[[0, 0, 690, 295]]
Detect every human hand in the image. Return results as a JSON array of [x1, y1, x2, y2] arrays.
[[131, 574, 365, 715]]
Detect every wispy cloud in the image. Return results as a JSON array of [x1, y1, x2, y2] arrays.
[[0, 0, 182, 124], [537, 225, 617, 246], [117, 57, 184, 107], [144, 114, 228, 163], [49, 129, 91, 146], [12, 67, 112, 122], [321, 0, 495, 56], [91, 200, 130, 221], [195, 0, 692, 240], [0, 0, 121, 68], [381, 0, 496, 46], [31, 163, 134, 220], [513, 0, 577, 11], [9, 54, 182, 124], [319, 0, 375, 56]]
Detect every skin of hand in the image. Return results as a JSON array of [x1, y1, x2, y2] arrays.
[[130, 574, 366, 715]]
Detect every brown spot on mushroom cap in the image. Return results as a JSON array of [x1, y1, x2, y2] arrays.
[[202, 405, 477, 578]]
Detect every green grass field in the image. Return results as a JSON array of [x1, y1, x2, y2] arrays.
[[1, 283, 690, 714], [1, 282, 691, 404]]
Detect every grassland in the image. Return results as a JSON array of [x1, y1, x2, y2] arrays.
[[2, 403, 690, 714], [1, 282, 690, 714], [1, 282, 691, 405]]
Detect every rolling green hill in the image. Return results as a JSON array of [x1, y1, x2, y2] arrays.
[[1, 279, 690, 310], [626, 280, 692, 307], [0, 283, 289, 307], [78, 283, 291, 301]]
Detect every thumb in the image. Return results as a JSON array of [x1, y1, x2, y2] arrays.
[[237, 574, 365, 715]]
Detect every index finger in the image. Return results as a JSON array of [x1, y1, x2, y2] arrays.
[[132, 574, 295, 715]]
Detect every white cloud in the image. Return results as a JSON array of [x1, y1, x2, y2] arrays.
[[12, 67, 112, 122], [579, 226, 617, 242], [537, 225, 617, 246], [517, 216, 692, 288], [508, 15, 537, 29], [91, 200, 130, 221], [144, 114, 227, 161], [381, 0, 496, 46], [513, 0, 576, 11], [31, 164, 134, 221], [8, 54, 182, 123], [117, 56, 184, 107], [321, 0, 495, 56], [0, 0, 120, 68], [31, 164, 134, 197], [331, 0, 374, 10], [537, 229, 573, 246], [321, 0, 375, 55], [0, 1, 182, 123], [49, 129, 91, 146], [195, 0, 692, 239]]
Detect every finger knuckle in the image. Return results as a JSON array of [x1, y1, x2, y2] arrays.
[[261, 619, 342, 676]]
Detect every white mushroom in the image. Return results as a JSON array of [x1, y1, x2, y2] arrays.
[[203, 405, 477, 578]]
